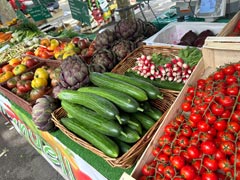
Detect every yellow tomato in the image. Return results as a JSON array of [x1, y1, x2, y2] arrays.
[[34, 68, 49, 79], [9, 58, 21, 66], [31, 78, 48, 89], [0, 71, 14, 83]]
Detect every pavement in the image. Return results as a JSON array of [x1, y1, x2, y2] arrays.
[[0, 0, 175, 180]]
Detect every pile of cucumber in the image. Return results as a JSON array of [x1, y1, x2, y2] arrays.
[[58, 72, 164, 158]]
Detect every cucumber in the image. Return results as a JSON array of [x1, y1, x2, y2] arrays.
[[104, 72, 163, 100], [141, 102, 163, 121], [117, 126, 141, 143], [118, 112, 139, 127], [127, 118, 143, 135], [125, 71, 184, 91], [77, 87, 143, 113], [130, 112, 156, 130], [58, 90, 120, 120], [61, 117, 119, 158], [61, 101, 124, 137], [89, 72, 148, 102], [114, 139, 132, 154]]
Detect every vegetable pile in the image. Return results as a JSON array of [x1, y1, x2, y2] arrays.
[[138, 62, 240, 180], [58, 72, 165, 158], [130, 47, 202, 83]]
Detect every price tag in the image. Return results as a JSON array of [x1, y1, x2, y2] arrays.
[[98, 0, 108, 10]]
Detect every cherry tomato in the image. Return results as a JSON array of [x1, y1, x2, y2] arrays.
[[218, 159, 232, 173], [180, 125, 192, 137], [164, 124, 176, 136], [163, 166, 175, 179], [197, 120, 210, 132], [152, 146, 161, 157], [157, 153, 169, 163], [162, 144, 172, 156], [177, 135, 189, 148], [180, 165, 196, 180], [218, 96, 235, 107], [187, 145, 200, 159], [170, 155, 185, 169], [181, 101, 192, 112], [185, 94, 193, 102], [220, 141, 235, 155], [214, 150, 226, 161], [225, 75, 237, 84], [210, 103, 225, 116], [187, 86, 195, 95], [226, 84, 239, 96], [141, 164, 155, 176], [220, 132, 235, 142], [213, 70, 224, 80], [189, 113, 202, 123], [227, 121, 239, 133], [231, 110, 240, 122], [157, 163, 165, 175], [202, 171, 218, 180], [223, 64, 235, 75], [204, 111, 217, 124], [203, 156, 218, 171], [214, 119, 227, 131], [200, 132, 214, 142], [221, 109, 231, 119], [158, 135, 173, 146], [201, 141, 217, 155]]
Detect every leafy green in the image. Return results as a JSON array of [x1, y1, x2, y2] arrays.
[[151, 53, 171, 66], [178, 47, 202, 67], [56, 29, 80, 38]]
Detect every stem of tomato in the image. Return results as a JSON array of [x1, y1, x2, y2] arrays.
[[233, 131, 239, 180]]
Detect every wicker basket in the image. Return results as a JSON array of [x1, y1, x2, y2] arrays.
[[52, 45, 183, 168], [0, 61, 60, 114]]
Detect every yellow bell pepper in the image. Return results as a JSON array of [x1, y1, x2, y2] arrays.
[[34, 68, 49, 79], [31, 78, 48, 89]]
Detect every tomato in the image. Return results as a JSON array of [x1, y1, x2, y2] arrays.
[[203, 156, 218, 171], [0, 71, 14, 83], [204, 111, 217, 124], [218, 159, 232, 173], [164, 124, 176, 136], [189, 137, 199, 146], [31, 78, 48, 89], [181, 101, 192, 112], [202, 171, 218, 180], [220, 141, 235, 155], [180, 125, 192, 137], [187, 145, 200, 159], [214, 150, 226, 161], [220, 132, 235, 142], [213, 70, 224, 80], [170, 155, 185, 169], [2, 64, 14, 72], [34, 68, 49, 79], [207, 127, 217, 137], [210, 103, 225, 116], [197, 120, 210, 132], [163, 166, 175, 179], [29, 88, 46, 101], [227, 121, 239, 133], [223, 65, 235, 75], [189, 113, 202, 123], [25, 50, 35, 55], [185, 94, 193, 102], [231, 110, 240, 122], [180, 165, 196, 180], [8, 58, 21, 66], [6, 76, 20, 89], [221, 110, 231, 119], [162, 144, 172, 156], [187, 86, 195, 95], [237, 141, 240, 153], [226, 85, 239, 96], [175, 114, 185, 123], [20, 71, 34, 81], [225, 75, 237, 84], [197, 103, 208, 114], [173, 146, 182, 154], [213, 119, 227, 131], [158, 135, 173, 146], [199, 132, 213, 142], [12, 64, 27, 75], [157, 163, 165, 174], [157, 153, 169, 163], [195, 90, 206, 98], [177, 135, 189, 148], [152, 146, 161, 157], [218, 96, 234, 107], [16, 80, 32, 93], [200, 141, 217, 155], [141, 164, 155, 176]]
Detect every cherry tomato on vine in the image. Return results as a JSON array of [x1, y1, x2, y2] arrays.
[[157, 163, 165, 175], [157, 153, 169, 163], [223, 64, 235, 75], [152, 146, 161, 157], [163, 166, 175, 179], [197, 120, 210, 132], [158, 134, 173, 146], [231, 110, 240, 122], [181, 101, 192, 112], [214, 119, 227, 131], [203, 156, 218, 171], [220, 141, 235, 155], [218, 159, 232, 173], [187, 145, 200, 159], [141, 164, 155, 176], [202, 171, 218, 180], [225, 75, 238, 84], [180, 165, 196, 180], [187, 86, 195, 95], [227, 121, 239, 133], [213, 70, 225, 80], [204, 111, 217, 124], [218, 96, 235, 107], [211, 103, 225, 116], [189, 113, 202, 123], [170, 155, 185, 169], [214, 150, 226, 161], [180, 125, 192, 137], [226, 84, 239, 96], [177, 135, 189, 148], [201, 141, 217, 155]]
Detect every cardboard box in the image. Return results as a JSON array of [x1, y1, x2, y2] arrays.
[[143, 22, 227, 48], [129, 36, 240, 179]]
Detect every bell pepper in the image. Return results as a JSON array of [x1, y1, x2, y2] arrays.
[[34, 68, 49, 79], [31, 78, 48, 89], [0, 71, 14, 83]]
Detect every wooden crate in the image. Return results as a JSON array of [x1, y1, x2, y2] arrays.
[[218, 11, 240, 36], [129, 37, 240, 179]]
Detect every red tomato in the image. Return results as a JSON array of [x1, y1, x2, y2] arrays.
[[187, 145, 200, 159], [192, 160, 206, 174], [225, 75, 237, 84], [197, 120, 210, 132], [227, 121, 239, 133], [164, 124, 176, 136], [210, 103, 225, 116], [173, 146, 182, 154], [201, 141, 217, 155], [199, 132, 214, 142], [203, 156, 218, 171], [204, 111, 217, 124], [218, 96, 235, 107], [234, 63, 240, 71], [221, 110, 231, 119], [157, 163, 165, 175], [207, 127, 217, 137], [141, 164, 155, 176], [214, 150, 226, 161], [220, 141, 235, 155], [185, 94, 193, 102], [213, 119, 227, 131], [180, 125, 192, 137], [218, 159, 232, 173], [157, 153, 169, 163], [158, 135, 173, 146], [204, 95, 214, 103], [202, 171, 218, 180], [231, 110, 240, 122], [177, 135, 189, 148], [226, 84, 239, 96], [197, 103, 208, 113], [162, 144, 172, 156], [213, 70, 224, 80], [181, 101, 192, 112], [223, 65, 235, 75], [152, 146, 161, 157], [170, 155, 185, 169], [180, 165, 196, 180], [187, 86, 195, 95], [220, 132, 235, 142], [189, 113, 202, 123], [163, 166, 175, 179]]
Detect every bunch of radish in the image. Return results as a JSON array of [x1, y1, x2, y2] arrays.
[[131, 54, 195, 83]]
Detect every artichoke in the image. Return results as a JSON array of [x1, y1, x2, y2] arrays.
[[32, 95, 60, 131], [142, 21, 158, 38], [90, 49, 117, 72], [114, 18, 144, 41], [59, 55, 89, 90], [94, 29, 116, 50], [111, 40, 135, 61]]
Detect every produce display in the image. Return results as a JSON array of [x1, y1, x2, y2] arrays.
[[129, 47, 202, 83], [57, 72, 164, 157], [178, 30, 215, 47], [138, 62, 240, 180]]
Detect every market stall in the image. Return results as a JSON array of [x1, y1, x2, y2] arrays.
[[0, 0, 240, 179]]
